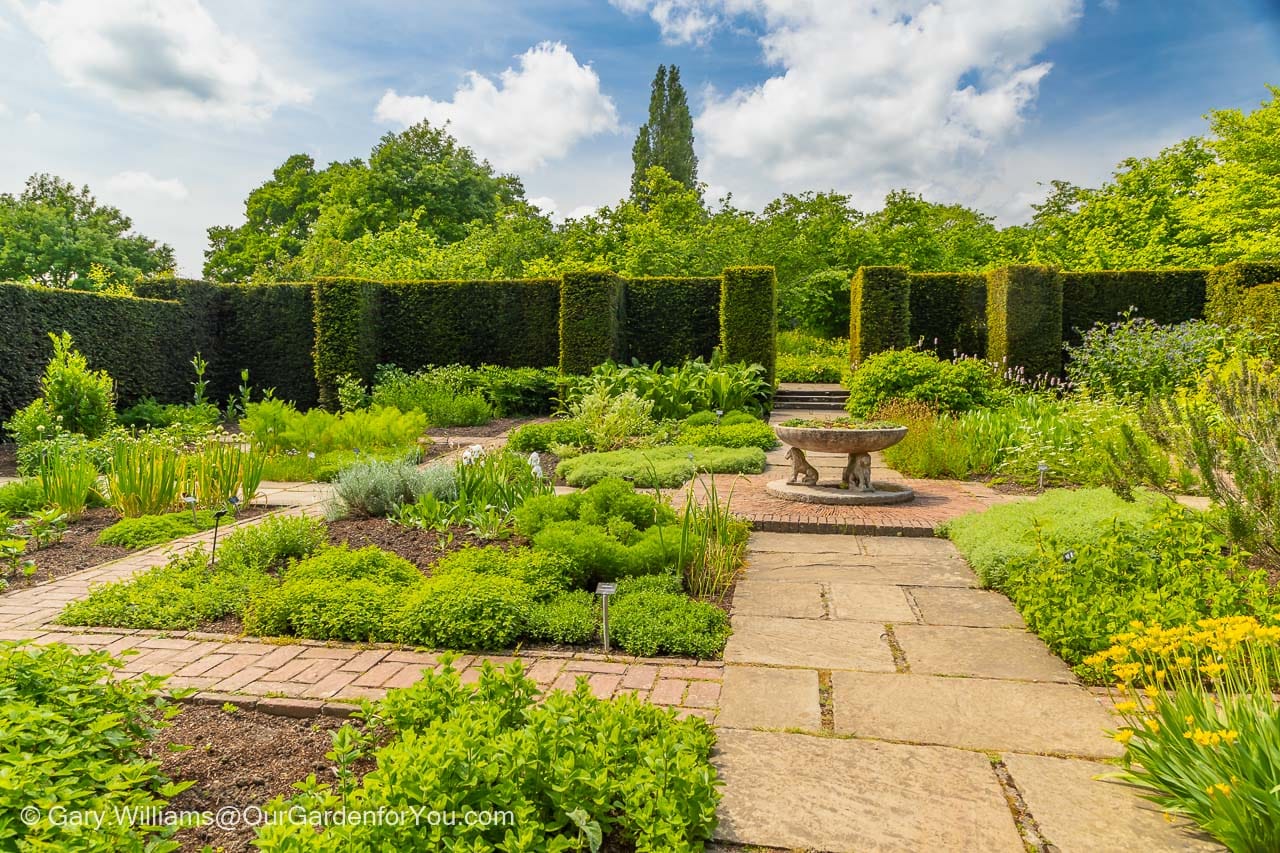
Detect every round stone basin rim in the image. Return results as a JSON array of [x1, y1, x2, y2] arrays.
[[773, 424, 908, 455]]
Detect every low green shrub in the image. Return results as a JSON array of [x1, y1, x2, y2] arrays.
[[0, 478, 44, 514], [1065, 315, 1232, 401], [562, 358, 771, 420], [1005, 505, 1276, 674], [58, 516, 327, 630], [331, 458, 454, 518], [610, 588, 731, 658], [244, 545, 421, 641], [516, 477, 674, 536], [37, 331, 116, 438], [96, 509, 220, 549], [371, 364, 558, 419], [0, 642, 183, 852], [395, 572, 534, 650], [432, 546, 578, 600], [845, 348, 1009, 417], [251, 662, 719, 851], [942, 487, 1169, 588], [557, 445, 766, 488], [118, 397, 221, 430], [58, 549, 275, 630], [506, 419, 592, 452], [674, 416, 778, 450], [241, 400, 427, 455], [526, 590, 598, 644], [776, 330, 849, 383], [531, 521, 676, 584]]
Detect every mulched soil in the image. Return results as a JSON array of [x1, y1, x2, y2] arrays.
[[325, 517, 529, 575], [3, 505, 274, 595], [144, 705, 361, 853], [425, 415, 549, 440], [0, 444, 16, 477]]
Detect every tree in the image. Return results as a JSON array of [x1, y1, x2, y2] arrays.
[[1189, 86, 1280, 262], [0, 174, 174, 287], [631, 65, 699, 197], [203, 153, 348, 281], [209, 121, 525, 281]]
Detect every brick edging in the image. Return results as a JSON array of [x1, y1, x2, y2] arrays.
[[180, 690, 358, 719], [746, 516, 939, 537]]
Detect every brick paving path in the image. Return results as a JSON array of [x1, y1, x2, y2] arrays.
[[0, 480, 722, 720], [711, 531, 1223, 852]]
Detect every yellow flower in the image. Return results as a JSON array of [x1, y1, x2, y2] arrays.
[[1114, 701, 1139, 714], [1221, 730, 1239, 745], [1114, 729, 1135, 745]]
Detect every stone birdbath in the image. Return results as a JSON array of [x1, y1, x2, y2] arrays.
[[768, 418, 914, 505]]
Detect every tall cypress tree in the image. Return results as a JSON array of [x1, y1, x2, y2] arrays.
[[631, 64, 699, 197]]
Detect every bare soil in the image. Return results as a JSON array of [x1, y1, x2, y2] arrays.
[[3, 505, 274, 595], [0, 443, 16, 477], [325, 517, 530, 575], [144, 704, 360, 853]]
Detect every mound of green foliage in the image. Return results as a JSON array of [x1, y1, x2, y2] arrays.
[[845, 348, 1009, 417], [250, 661, 720, 851], [0, 642, 185, 851], [945, 489, 1277, 678], [609, 575, 731, 659], [674, 411, 778, 450], [557, 445, 766, 489], [0, 479, 44, 514], [96, 509, 224, 549], [60, 516, 327, 629]]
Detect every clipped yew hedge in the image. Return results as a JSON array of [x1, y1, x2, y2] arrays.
[[0, 283, 202, 424], [1206, 261, 1280, 327], [1060, 269, 1207, 344], [849, 267, 910, 365], [721, 267, 777, 385], [908, 272, 986, 357], [986, 265, 1062, 379], [559, 271, 624, 375], [624, 276, 721, 365], [135, 279, 318, 408]]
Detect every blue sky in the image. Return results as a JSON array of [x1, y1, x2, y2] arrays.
[[1, 0, 1277, 275]]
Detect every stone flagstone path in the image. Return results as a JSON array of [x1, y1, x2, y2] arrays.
[[710, 531, 1223, 852]]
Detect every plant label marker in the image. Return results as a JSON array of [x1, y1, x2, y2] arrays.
[[596, 583, 617, 653]]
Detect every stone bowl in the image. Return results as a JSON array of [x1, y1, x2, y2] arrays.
[[773, 425, 908, 455]]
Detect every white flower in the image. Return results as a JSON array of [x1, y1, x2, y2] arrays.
[[307, 451, 316, 459], [528, 451, 543, 478], [462, 444, 486, 465]]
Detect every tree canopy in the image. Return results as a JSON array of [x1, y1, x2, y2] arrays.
[[631, 65, 699, 198], [0, 174, 174, 288]]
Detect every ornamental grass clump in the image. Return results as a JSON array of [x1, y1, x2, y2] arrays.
[[1090, 618, 1280, 853]]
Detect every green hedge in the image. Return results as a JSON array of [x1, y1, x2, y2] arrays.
[[135, 279, 317, 408], [720, 266, 777, 384], [907, 272, 986, 357], [986, 265, 1062, 379], [0, 283, 203, 425], [850, 266, 911, 365], [1239, 281, 1280, 357], [1206, 261, 1280, 326], [1060, 269, 1206, 344], [624, 276, 721, 365], [313, 278, 381, 409], [559, 271, 624, 375]]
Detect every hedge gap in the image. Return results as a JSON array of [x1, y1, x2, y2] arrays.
[[908, 272, 987, 357]]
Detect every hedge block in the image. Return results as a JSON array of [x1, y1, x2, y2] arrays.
[[720, 267, 777, 384], [559, 270, 624, 374], [907, 272, 986, 357], [986, 266, 1063, 379], [1206, 262, 1280, 326], [1060, 269, 1206, 344], [624, 276, 721, 365], [313, 278, 380, 409], [850, 266, 911, 364], [1239, 281, 1280, 358]]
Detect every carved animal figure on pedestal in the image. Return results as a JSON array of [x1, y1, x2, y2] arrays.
[[785, 447, 820, 486], [842, 452, 873, 492]]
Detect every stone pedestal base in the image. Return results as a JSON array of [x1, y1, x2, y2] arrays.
[[765, 479, 915, 506]]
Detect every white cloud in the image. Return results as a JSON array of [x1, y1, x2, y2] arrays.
[[625, 1, 1083, 214], [610, 0, 722, 45], [527, 195, 559, 217], [16, 0, 311, 121], [0, 102, 9, 118], [24, 111, 41, 125], [375, 41, 620, 172], [105, 170, 189, 200]]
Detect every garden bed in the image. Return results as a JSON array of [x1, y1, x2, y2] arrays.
[[142, 704, 358, 853], [325, 517, 529, 574], [425, 415, 550, 440], [4, 505, 276, 594]]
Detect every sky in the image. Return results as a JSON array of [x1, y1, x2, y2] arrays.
[[1, 0, 1278, 276]]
